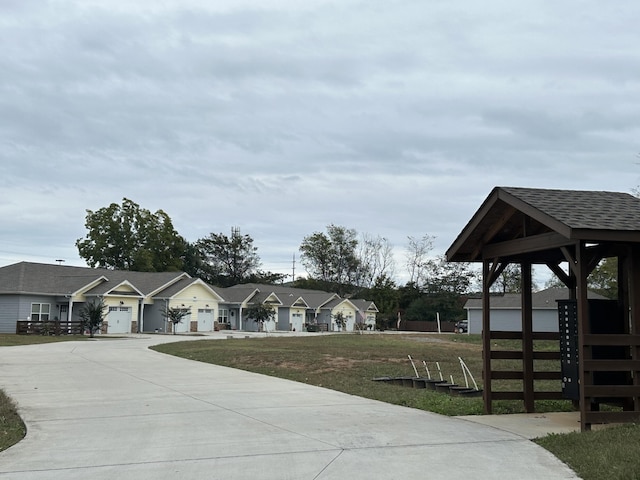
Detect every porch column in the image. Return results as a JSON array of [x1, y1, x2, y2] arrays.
[[576, 241, 590, 431], [482, 259, 492, 414], [521, 262, 534, 412]]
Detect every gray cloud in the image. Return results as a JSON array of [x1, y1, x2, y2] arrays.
[[2, 0, 640, 282]]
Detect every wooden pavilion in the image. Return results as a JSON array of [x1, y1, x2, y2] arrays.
[[446, 186, 640, 431]]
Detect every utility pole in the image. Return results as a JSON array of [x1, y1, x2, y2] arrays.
[[292, 253, 296, 282]]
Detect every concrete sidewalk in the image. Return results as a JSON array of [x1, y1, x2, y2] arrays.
[[0, 334, 579, 479]]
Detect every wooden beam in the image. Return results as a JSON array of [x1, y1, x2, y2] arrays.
[[561, 246, 579, 278], [546, 261, 575, 289], [585, 411, 640, 424], [487, 259, 507, 288], [482, 260, 492, 414], [522, 262, 535, 412], [576, 241, 591, 431], [583, 359, 640, 371], [583, 334, 640, 346], [483, 232, 573, 259], [470, 206, 517, 260]]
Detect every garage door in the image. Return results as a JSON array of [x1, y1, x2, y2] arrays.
[[198, 309, 215, 332], [107, 306, 131, 334], [174, 311, 191, 333]]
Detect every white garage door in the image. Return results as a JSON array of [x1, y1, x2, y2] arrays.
[[198, 309, 215, 332], [107, 306, 131, 334], [174, 311, 191, 333]]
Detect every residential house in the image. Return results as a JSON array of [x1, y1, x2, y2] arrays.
[[350, 299, 379, 330], [0, 262, 379, 334], [0, 262, 222, 334]]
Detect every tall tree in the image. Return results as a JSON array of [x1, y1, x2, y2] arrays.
[[196, 228, 261, 286], [405, 234, 435, 287], [76, 198, 186, 271], [299, 225, 360, 294], [355, 234, 396, 289], [424, 255, 478, 295]]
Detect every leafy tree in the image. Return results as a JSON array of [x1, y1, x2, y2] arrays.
[[397, 281, 422, 311], [588, 257, 618, 299], [196, 228, 261, 286], [299, 225, 360, 295], [244, 303, 275, 331], [491, 264, 534, 293], [76, 198, 186, 272], [79, 298, 107, 338], [404, 293, 463, 323], [545, 257, 618, 299], [160, 306, 191, 335], [363, 274, 399, 317], [424, 255, 478, 295]]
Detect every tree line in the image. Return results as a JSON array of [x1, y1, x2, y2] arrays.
[[75, 198, 617, 327]]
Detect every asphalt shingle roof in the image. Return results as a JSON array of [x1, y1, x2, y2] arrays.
[[502, 187, 640, 231]]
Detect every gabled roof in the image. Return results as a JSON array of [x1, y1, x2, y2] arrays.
[[446, 187, 640, 262], [0, 262, 187, 297], [87, 279, 144, 298], [350, 299, 379, 313], [249, 291, 283, 306], [214, 286, 259, 304], [322, 297, 357, 310], [463, 287, 608, 310], [224, 283, 339, 309], [153, 277, 224, 301]]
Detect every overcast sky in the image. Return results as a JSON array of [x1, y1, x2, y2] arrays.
[[2, 0, 640, 284]]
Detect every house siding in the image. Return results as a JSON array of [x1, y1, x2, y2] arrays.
[[0, 295, 21, 333], [466, 308, 560, 334]]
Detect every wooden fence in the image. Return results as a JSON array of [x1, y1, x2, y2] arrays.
[[16, 320, 84, 336]]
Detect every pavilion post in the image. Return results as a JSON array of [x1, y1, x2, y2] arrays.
[[521, 262, 534, 412], [482, 259, 492, 414]]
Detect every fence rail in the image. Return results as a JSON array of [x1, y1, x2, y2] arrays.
[[16, 320, 84, 335]]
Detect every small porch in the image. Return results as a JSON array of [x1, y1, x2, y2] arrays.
[[447, 187, 640, 431]]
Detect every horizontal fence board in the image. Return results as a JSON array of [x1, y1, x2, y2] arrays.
[[489, 331, 559, 341], [16, 321, 84, 335], [583, 334, 640, 346], [585, 411, 640, 424], [584, 360, 640, 371], [584, 385, 640, 397], [489, 351, 560, 360]]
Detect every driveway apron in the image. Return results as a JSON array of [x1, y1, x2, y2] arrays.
[[0, 335, 579, 479]]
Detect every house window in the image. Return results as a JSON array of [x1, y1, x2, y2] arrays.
[[218, 308, 229, 323], [31, 303, 50, 322]]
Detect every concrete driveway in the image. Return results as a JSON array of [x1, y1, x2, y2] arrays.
[[0, 334, 578, 479]]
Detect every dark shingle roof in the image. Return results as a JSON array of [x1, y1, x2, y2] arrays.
[[502, 187, 640, 231], [0, 262, 186, 296], [447, 187, 640, 262]]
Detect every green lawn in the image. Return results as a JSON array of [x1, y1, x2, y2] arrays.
[[152, 333, 573, 416], [2, 332, 639, 479]]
